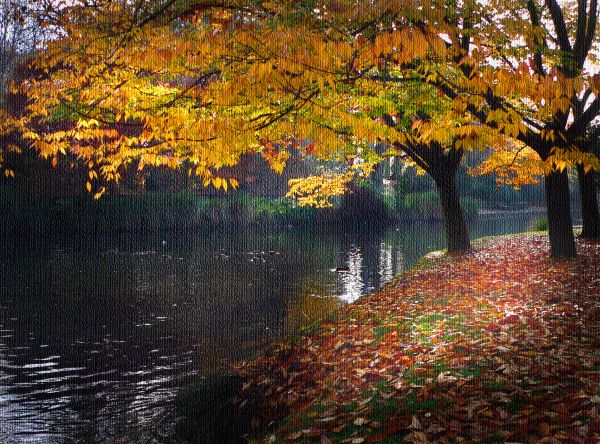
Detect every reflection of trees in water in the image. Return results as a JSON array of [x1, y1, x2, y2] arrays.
[[334, 226, 407, 303], [379, 242, 394, 284], [337, 238, 405, 302]]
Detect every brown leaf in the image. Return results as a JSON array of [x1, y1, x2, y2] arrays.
[[410, 415, 422, 430], [320, 435, 332, 444], [404, 431, 430, 443], [285, 431, 302, 440]]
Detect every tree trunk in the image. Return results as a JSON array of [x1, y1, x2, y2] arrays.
[[577, 164, 600, 238], [369, 143, 386, 191], [545, 169, 577, 258], [435, 174, 471, 254], [399, 140, 470, 254]]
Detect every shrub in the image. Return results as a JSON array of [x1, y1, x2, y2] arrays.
[[531, 217, 548, 232], [383, 192, 408, 214], [403, 191, 442, 220], [336, 184, 390, 221]]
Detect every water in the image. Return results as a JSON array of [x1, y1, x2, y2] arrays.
[[0, 213, 544, 442]]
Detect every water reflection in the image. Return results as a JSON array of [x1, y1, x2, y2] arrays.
[[338, 246, 363, 303], [0, 212, 544, 442]]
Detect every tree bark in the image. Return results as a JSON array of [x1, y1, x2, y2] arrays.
[[434, 174, 471, 254], [577, 164, 600, 238], [545, 169, 577, 258], [401, 140, 471, 254]]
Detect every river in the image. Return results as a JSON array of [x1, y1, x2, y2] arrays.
[[0, 212, 545, 442]]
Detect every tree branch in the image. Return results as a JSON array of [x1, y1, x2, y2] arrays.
[[584, 0, 598, 58], [567, 96, 600, 139], [573, 0, 588, 67], [527, 0, 546, 75], [392, 140, 432, 174], [545, 0, 572, 52]]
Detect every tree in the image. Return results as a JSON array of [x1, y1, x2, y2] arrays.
[[289, 79, 486, 254], [328, 0, 600, 257], [579, 124, 600, 238], [406, 0, 600, 257], [11, 1, 482, 254], [399, 140, 471, 253], [0, 0, 42, 101], [11, 0, 600, 257], [378, 85, 481, 253], [0, 0, 45, 176]]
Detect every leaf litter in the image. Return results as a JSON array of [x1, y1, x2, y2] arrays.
[[235, 234, 600, 443]]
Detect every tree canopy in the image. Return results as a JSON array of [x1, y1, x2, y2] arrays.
[[3, 0, 600, 255]]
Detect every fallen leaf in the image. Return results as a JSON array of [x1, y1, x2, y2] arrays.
[[410, 415, 422, 430]]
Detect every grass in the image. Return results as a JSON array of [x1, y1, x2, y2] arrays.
[[531, 216, 549, 231], [231, 233, 600, 443]]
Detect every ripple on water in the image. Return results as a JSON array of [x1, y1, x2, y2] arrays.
[[0, 215, 544, 441]]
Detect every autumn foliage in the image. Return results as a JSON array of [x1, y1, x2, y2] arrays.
[[2, 0, 600, 256], [236, 235, 600, 442], [10, 1, 596, 188]]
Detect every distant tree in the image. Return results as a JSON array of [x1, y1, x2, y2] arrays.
[[0, 0, 42, 101]]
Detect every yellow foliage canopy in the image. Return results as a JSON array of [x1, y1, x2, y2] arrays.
[[6, 0, 600, 198]]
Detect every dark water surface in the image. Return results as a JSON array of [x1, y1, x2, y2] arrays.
[[0, 213, 544, 442]]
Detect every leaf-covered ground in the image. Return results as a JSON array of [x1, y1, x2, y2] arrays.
[[236, 234, 600, 443]]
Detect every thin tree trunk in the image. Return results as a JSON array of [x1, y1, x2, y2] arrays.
[[577, 164, 600, 238], [434, 174, 471, 254], [545, 169, 577, 258], [369, 143, 386, 192]]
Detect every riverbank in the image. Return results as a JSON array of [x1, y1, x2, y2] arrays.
[[0, 185, 526, 235], [0, 211, 548, 443], [188, 233, 600, 443]]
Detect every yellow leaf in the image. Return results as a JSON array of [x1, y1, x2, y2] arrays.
[[86, 181, 92, 192], [93, 186, 106, 199]]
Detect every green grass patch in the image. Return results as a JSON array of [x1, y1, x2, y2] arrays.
[[530, 216, 548, 232], [402, 391, 441, 414], [402, 366, 427, 386], [373, 325, 399, 341], [369, 396, 399, 422], [482, 381, 506, 391]]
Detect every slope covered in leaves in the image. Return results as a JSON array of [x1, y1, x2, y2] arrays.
[[236, 234, 600, 443]]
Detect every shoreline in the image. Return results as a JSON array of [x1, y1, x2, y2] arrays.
[[177, 232, 600, 443], [0, 186, 548, 235]]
